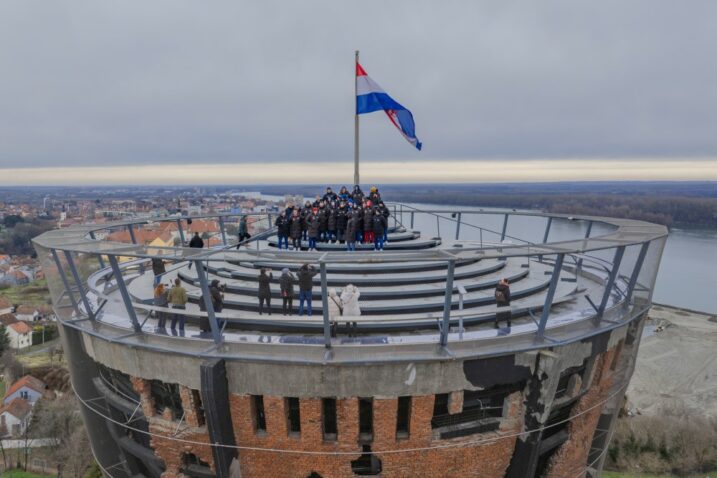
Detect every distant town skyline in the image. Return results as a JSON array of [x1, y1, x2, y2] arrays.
[[2, 1, 717, 184]]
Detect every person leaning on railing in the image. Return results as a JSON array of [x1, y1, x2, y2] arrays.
[[168, 278, 188, 337]]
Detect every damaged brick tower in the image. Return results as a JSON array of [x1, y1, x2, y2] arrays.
[[33, 207, 667, 477]]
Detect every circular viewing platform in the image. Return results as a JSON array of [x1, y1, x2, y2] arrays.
[[33, 204, 667, 365]]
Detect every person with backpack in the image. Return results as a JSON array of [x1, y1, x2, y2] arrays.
[[258, 268, 273, 315], [280, 268, 295, 315], [494, 278, 511, 328], [328, 288, 343, 320], [297, 263, 318, 316]]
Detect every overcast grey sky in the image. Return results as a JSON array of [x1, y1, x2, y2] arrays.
[[1, 1, 717, 174]]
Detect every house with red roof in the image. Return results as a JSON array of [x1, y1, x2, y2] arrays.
[[0, 397, 32, 437], [7, 321, 32, 349], [3, 375, 48, 406]]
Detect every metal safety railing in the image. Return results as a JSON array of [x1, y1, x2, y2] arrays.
[[33, 205, 668, 356]]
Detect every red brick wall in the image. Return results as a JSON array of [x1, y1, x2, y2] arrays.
[[545, 346, 619, 477], [228, 393, 524, 478], [130, 376, 214, 477]]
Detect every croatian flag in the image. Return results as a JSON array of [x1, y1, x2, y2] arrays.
[[356, 62, 422, 150]]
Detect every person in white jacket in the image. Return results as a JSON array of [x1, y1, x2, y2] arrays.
[[328, 288, 343, 320], [341, 284, 361, 317]]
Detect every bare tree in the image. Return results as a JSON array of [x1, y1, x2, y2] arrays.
[[30, 396, 93, 477]]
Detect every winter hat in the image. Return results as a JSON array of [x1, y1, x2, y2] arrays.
[[281, 268, 290, 275]]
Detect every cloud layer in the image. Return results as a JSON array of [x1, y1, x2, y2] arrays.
[[1, 1, 716, 172]]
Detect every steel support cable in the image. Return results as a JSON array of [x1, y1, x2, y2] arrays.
[[71, 376, 630, 456]]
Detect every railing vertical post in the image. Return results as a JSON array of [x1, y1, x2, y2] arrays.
[[436, 215, 440, 237], [584, 220, 593, 239], [500, 214, 509, 242], [127, 224, 137, 245], [597, 246, 626, 320], [88, 231, 106, 269], [176, 219, 186, 246], [539, 217, 553, 262], [195, 260, 223, 344], [543, 217, 553, 244], [536, 253, 565, 341], [440, 259, 456, 347], [62, 250, 95, 321], [625, 242, 650, 305], [393, 204, 397, 228], [218, 216, 227, 246], [107, 255, 141, 332], [50, 249, 81, 319], [410, 212, 414, 229], [480, 229, 483, 248], [455, 212, 462, 240], [320, 261, 331, 348]]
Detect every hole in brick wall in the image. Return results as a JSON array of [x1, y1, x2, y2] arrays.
[[181, 453, 211, 477], [396, 396, 411, 439], [286, 397, 301, 435], [322, 398, 337, 441], [610, 340, 624, 371], [150, 380, 184, 420], [307, 473, 323, 478], [358, 398, 373, 442], [252, 395, 266, 433], [97, 363, 140, 403], [554, 361, 587, 400], [191, 389, 205, 427], [431, 384, 522, 439], [351, 445, 382, 476]]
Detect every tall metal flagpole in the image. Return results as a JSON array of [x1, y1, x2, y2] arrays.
[[354, 50, 360, 186]]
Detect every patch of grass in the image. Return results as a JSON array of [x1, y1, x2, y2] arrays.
[[2, 470, 56, 478], [0, 279, 51, 308], [16, 351, 66, 368]]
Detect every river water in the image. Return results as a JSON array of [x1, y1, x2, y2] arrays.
[[393, 203, 717, 314]]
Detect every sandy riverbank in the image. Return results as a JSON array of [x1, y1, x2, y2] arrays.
[[626, 303, 717, 418]]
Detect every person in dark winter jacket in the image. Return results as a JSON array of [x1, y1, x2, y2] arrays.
[[289, 209, 303, 250], [372, 209, 387, 251], [378, 201, 390, 243], [327, 203, 338, 243], [275, 211, 290, 250], [323, 187, 338, 203], [300, 201, 312, 240], [200, 279, 224, 333], [187, 232, 204, 269], [345, 215, 358, 251], [494, 278, 511, 328], [318, 202, 329, 242], [297, 264, 318, 316], [236, 215, 251, 249], [363, 205, 374, 244], [280, 268, 295, 315], [306, 209, 320, 251], [351, 185, 364, 204], [353, 206, 364, 243], [151, 258, 166, 286], [336, 203, 348, 243], [258, 268, 273, 315], [368, 186, 381, 203]]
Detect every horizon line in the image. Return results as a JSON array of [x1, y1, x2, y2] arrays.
[[2, 159, 717, 186]]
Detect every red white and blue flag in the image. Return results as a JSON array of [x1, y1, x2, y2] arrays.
[[356, 62, 422, 150]]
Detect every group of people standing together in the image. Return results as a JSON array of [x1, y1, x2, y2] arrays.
[[274, 185, 391, 252], [258, 264, 361, 318]]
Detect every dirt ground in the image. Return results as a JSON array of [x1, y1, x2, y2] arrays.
[[626, 303, 717, 418]]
